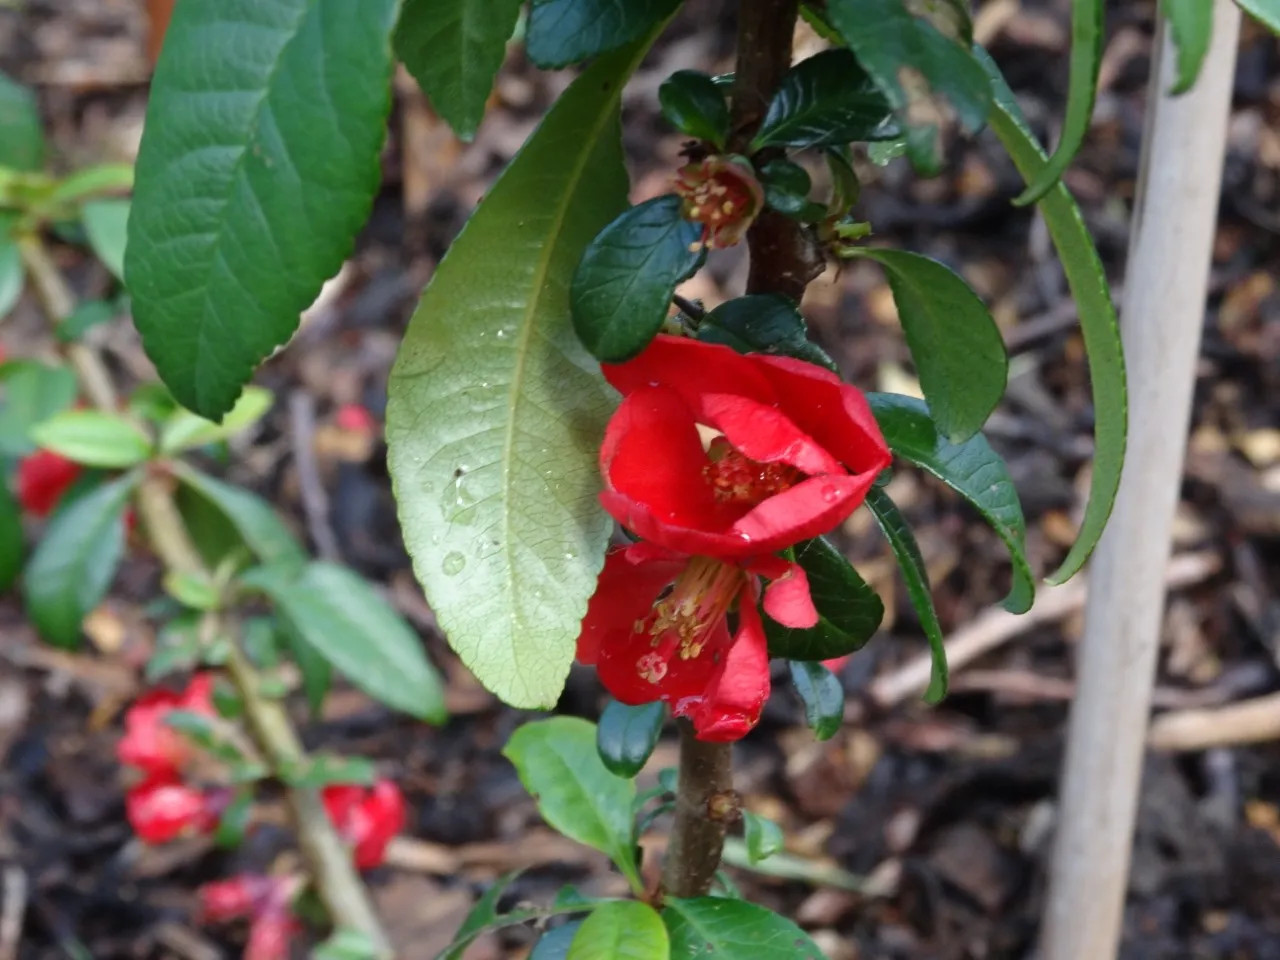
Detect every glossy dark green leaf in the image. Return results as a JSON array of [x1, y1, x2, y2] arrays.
[[979, 48, 1126, 584], [23, 473, 136, 648], [596, 699, 665, 778], [764, 537, 883, 661], [126, 0, 400, 418], [0, 70, 44, 171], [572, 195, 703, 362], [753, 48, 899, 151], [526, 0, 679, 68], [81, 199, 129, 282], [172, 464, 306, 569], [568, 901, 668, 960], [1237, 0, 1280, 33], [852, 248, 1006, 443], [659, 70, 730, 147], [758, 158, 815, 218], [387, 38, 660, 710], [1165, 0, 1214, 94], [827, 0, 991, 174], [825, 146, 860, 210], [788, 660, 844, 741], [869, 392, 1033, 613], [1012, 0, 1103, 204], [29, 410, 152, 468], [532, 921, 584, 960], [57, 299, 116, 343], [0, 360, 78, 457], [504, 717, 640, 890], [240, 561, 446, 723], [697, 294, 836, 371], [0, 235, 22, 321], [0, 478, 22, 592], [663, 897, 828, 960], [865, 486, 947, 703], [742, 810, 785, 864], [395, 0, 522, 140]]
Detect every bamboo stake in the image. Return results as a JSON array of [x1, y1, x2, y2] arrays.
[[1038, 5, 1241, 958]]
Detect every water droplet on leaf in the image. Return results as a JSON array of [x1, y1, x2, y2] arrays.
[[442, 552, 466, 576]]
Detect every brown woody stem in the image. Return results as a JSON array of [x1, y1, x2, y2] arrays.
[[660, 0, 808, 900], [18, 234, 393, 957]]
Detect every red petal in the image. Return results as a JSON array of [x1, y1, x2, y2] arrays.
[[754, 355, 891, 476], [16, 450, 82, 517], [762, 563, 818, 629], [181, 673, 217, 714], [576, 548, 684, 666], [245, 909, 300, 960], [683, 590, 771, 741], [729, 473, 877, 553], [117, 689, 190, 778], [199, 875, 272, 923], [600, 618, 728, 707], [126, 779, 214, 844], [699, 393, 844, 475], [602, 335, 777, 413]]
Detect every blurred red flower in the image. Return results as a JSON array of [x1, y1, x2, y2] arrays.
[[16, 449, 81, 517], [322, 779, 405, 869], [116, 673, 216, 778]]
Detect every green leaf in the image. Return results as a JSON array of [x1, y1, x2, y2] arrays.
[[659, 70, 730, 147], [865, 486, 947, 703], [81, 199, 129, 282], [1011, 0, 1103, 204], [0, 478, 22, 592], [758, 158, 818, 219], [572, 195, 702, 362], [172, 463, 306, 568], [126, 0, 400, 419], [753, 49, 899, 151], [504, 717, 641, 890], [164, 709, 248, 763], [0, 360, 78, 457], [145, 615, 203, 681], [827, 0, 992, 174], [438, 873, 563, 960], [214, 789, 255, 847], [57, 299, 116, 343], [47, 163, 135, 206], [788, 660, 844, 741], [764, 537, 883, 661], [532, 922, 584, 960], [697, 294, 837, 371], [29, 410, 152, 468], [851, 248, 1006, 443], [867, 137, 908, 166], [279, 754, 376, 788], [279, 617, 332, 717], [158, 386, 272, 453], [0, 235, 22, 320], [868, 392, 1033, 613], [978, 48, 1126, 584], [395, 0, 523, 141], [23, 473, 136, 647], [387, 37, 659, 711], [663, 897, 828, 960], [742, 811, 785, 864], [240, 561, 446, 723], [1165, 0, 1214, 94], [567, 901, 668, 960], [313, 929, 378, 960], [1237, 0, 1280, 33], [596, 699, 665, 778], [525, 0, 678, 68], [0, 70, 44, 172], [162, 570, 220, 610]]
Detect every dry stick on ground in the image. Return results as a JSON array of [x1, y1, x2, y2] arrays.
[[1148, 693, 1280, 752], [17, 237, 394, 958], [1038, 5, 1243, 959]]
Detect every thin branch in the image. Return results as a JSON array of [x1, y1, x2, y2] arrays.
[[671, 293, 706, 322], [661, 721, 737, 898]]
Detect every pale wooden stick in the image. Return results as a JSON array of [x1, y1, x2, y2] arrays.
[[1038, 5, 1242, 959], [1149, 693, 1280, 752]]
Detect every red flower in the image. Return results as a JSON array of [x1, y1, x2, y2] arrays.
[[125, 776, 221, 843], [322, 779, 405, 869], [199, 874, 274, 923], [16, 449, 81, 517], [117, 673, 216, 778], [577, 544, 819, 741], [599, 335, 890, 558], [335, 402, 378, 435], [245, 907, 301, 960], [673, 157, 764, 250]]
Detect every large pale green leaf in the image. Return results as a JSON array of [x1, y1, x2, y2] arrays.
[[1165, 0, 1214, 94], [394, 0, 523, 140], [1012, 0, 1103, 204], [387, 38, 658, 710], [852, 248, 1006, 443], [568, 902, 667, 960], [827, 0, 991, 173], [23, 473, 137, 648], [764, 537, 883, 661], [866, 486, 947, 703], [239, 561, 446, 723], [979, 48, 1126, 584], [663, 898, 828, 960], [29, 409, 152, 468], [126, 0, 399, 418], [868, 393, 1033, 613], [172, 463, 306, 568], [504, 718, 640, 890], [81, 199, 129, 283], [1237, 0, 1280, 33], [0, 70, 44, 172], [0, 360, 79, 457], [572, 194, 702, 362], [753, 48, 899, 151], [526, 0, 678, 68]]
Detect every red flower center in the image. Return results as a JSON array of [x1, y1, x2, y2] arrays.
[[633, 556, 744, 684], [702, 438, 803, 505], [673, 158, 763, 250]]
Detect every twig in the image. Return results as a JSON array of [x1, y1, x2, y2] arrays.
[[662, 721, 737, 898], [20, 234, 393, 958], [1039, 6, 1243, 958], [0, 865, 26, 960], [1148, 693, 1280, 752], [287, 389, 342, 562], [671, 293, 706, 322], [866, 550, 1220, 711]]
